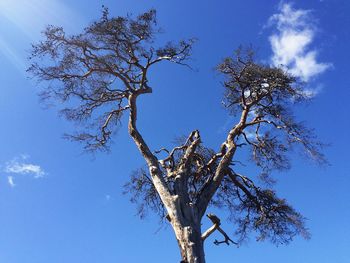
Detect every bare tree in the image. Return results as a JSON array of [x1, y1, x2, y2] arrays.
[[28, 9, 325, 263]]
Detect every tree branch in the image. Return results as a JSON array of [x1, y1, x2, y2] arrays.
[[197, 107, 250, 217], [128, 89, 173, 208], [201, 213, 238, 245]]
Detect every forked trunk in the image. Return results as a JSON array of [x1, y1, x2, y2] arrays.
[[172, 221, 205, 263]]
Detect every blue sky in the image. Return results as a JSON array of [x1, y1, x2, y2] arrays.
[[0, 0, 349, 262]]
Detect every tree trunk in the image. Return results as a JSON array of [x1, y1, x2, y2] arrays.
[[172, 219, 205, 263]]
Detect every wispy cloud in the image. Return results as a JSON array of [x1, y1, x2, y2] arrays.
[[7, 176, 15, 187], [302, 83, 324, 98], [268, 2, 331, 81], [3, 155, 45, 186], [5, 162, 45, 178]]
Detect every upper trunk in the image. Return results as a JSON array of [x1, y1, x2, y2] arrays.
[[169, 203, 205, 263], [172, 219, 205, 263]]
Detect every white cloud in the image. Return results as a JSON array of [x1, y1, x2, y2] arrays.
[[291, 51, 330, 80], [269, 30, 313, 66], [268, 2, 331, 81], [302, 84, 324, 98], [4, 155, 45, 182], [7, 176, 15, 187]]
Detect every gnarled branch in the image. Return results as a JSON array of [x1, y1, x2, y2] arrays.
[[202, 213, 238, 246]]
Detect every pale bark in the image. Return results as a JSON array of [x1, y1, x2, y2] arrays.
[[127, 89, 175, 214], [170, 205, 205, 263], [127, 88, 245, 262], [175, 223, 205, 263]]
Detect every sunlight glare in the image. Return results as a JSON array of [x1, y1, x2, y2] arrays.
[[0, 0, 82, 39]]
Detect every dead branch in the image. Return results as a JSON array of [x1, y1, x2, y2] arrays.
[[202, 213, 238, 246]]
